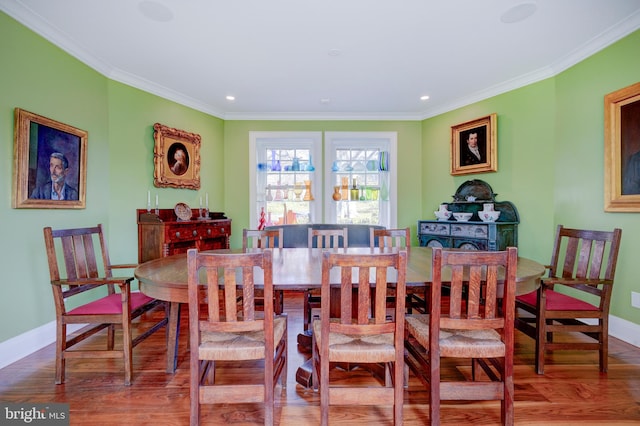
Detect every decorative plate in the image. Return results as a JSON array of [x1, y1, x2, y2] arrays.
[[174, 202, 192, 221]]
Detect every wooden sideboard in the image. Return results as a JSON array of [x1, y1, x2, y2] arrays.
[[137, 209, 231, 263]]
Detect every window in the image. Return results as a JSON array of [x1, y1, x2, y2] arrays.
[[324, 132, 397, 228], [249, 132, 322, 228], [249, 131, 396, 228]]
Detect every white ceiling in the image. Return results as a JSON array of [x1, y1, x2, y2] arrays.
[[2, 0, 640, 120]]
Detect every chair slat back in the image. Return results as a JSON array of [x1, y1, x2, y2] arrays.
[[308, 228, 348, 248], [242, 228, 283, 250], [187, 249, 273, 335], [370, 227, 411, 249], [431, 247, 517, 333], [321, 250, 406, 336], [550, 226, 622, 294], [44, 224, 115, 313], [46, 225, 110, 281]]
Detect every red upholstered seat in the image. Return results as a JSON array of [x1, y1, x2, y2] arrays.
[[514, 225, 622, 374], [516, 289, 597, 311], [67, 292, 155, 315]]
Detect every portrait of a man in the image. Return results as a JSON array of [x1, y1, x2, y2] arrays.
[[28, 124, 81, 201], [460, 126, 487, 166], [30, 152, 79, 200], [620, 99, 640, 195], [13, 108, 87, 209]]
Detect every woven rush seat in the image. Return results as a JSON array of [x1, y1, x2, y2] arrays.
[[312, 319, 395, 363], [406, 314, 504, 359], [199, 316, 287, 360]]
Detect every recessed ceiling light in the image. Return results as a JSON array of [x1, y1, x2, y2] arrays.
[[226, 95, 235, 101], [328, 49, 341, 57], [420, 95, 430, 101], [138, 1, 174, 22], [320, 98, 331, 104], [500, 2, 538, 24]]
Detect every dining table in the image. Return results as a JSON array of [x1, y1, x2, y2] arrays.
[[135, 246, 545, 375]]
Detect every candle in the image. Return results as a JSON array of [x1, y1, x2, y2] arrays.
[[155, 194, 158, 209], [147, 190, 151, 211], [205, 193, 209, 209], [200, 196, 203, 208]]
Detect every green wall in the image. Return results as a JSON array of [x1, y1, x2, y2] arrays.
[[106, 81, 225, 265], [552, 31, 640, 323], [1, 9, 638, 349], [421, 80, 557, 264]]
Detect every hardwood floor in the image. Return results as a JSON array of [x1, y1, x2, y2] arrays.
[[1, 291, 640, 425]]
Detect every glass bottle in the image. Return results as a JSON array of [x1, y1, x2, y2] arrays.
[[350, 178, 359, 201]]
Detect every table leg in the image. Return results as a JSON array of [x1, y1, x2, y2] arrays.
[[166, 301, 181, 373]]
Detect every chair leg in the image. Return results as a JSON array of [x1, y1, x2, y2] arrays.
[[502, 363, 515, 425], [535, 314, 546, 375], [429, 355, 440, 425], [394, 360, 403, 425], [303, 291, 310, 331], [320, 349, 330, 426], [55, 322, 66, 385], [600, 318, 609, 373], [122, 323, 133, 386], [190, 356, 200, 426], [264, 356, 274, 425], [311, 332, 319, 392], [107, 324, 115, 350]]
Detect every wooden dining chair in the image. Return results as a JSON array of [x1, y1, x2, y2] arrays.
[[311, 250, 407, 426], [405, 246, 518, 425], [242, 228, 284, 314], [304, 227, 348, 331], [44, 224, 167, 385], [370, 227, 425, 315], [187, 248, 287, 426], [515, 225, 622, 374]]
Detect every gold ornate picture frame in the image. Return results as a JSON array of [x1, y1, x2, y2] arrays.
[[12, 108, 87, 209], [153, 123, 201, 190], [450, 113, 497, 176], [604, 82, 640, 212]]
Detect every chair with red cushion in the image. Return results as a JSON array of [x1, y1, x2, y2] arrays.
[[515, 225, 622, 374], [44, 224, 167, 385]]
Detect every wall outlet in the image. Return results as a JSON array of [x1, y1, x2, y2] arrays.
[[632, 291, 640, 309]]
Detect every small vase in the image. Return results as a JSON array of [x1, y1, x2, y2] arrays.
[[332, 186, 342, 201], [303, 180, 314, 201], [380, 177, 389, 201]]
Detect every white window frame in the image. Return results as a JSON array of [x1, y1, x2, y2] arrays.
[[249, 131, 323, 227], [324, 131, 397, 228]]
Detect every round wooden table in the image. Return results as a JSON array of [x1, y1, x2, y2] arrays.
[[135, 246, 545, 373]]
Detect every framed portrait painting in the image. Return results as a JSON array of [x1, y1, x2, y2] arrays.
[[153, 123, 201, 190], [450, 113, 497, 176], [12, 108, 87, 209], [604, 82, 640, 212]]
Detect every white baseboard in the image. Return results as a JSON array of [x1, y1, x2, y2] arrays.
[[0, 321, 84, 370], [609, 315, 640, 348], [1, 313, 639, 370]]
